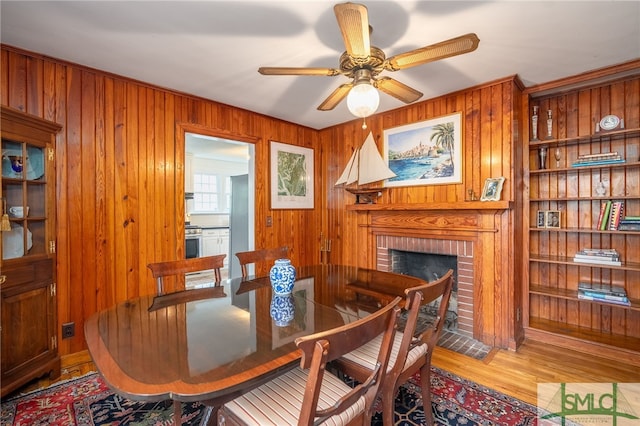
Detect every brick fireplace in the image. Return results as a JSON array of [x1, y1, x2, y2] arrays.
[[351, 204, 518, 349], [376, 235, 474, 338]]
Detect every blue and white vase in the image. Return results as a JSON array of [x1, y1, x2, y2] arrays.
[[269, 258, 296, 295], [270, 294, 295, 327]]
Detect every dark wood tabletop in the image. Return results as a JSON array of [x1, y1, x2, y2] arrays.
[[84, 264, 425, 407]]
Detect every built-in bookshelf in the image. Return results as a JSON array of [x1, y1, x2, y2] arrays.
[[523, 74, 640, 365]]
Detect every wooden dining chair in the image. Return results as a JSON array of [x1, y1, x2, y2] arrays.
[[147, 254, 226, 295], [219, 296, 402, 426], [334, 269, 454, 426], [235, 246, 289, 278]]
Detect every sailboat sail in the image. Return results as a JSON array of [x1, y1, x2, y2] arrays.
[[335, 132, 396, 187]]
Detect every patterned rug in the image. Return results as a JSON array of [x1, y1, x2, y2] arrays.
[[1, 367, 538, 425]]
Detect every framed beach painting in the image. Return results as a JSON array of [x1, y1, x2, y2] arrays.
[[383, 112, 463, 187], [270, 141, 314, 209]]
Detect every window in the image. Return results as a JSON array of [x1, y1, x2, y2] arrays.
[[193, 174, 231, 212]]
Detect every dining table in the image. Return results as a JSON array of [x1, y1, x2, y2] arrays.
[[84, 264, 427, 425]]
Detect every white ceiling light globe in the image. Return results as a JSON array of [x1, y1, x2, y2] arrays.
[[347, 82, 380, 118]]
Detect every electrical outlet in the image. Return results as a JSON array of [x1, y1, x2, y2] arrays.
[[62, 322, 75, 338]]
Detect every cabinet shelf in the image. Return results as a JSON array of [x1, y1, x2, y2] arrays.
[[530, 160, 640, 174], [530, 195, 639, 202], [527, 317, 640, 354], [529, 127, 640, 149], [530, 254, 640, 271], [524, 78, 640, 362], [529, 227, 639, 235], [530, 285, 640, 312]]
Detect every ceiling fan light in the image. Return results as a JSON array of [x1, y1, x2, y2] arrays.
[[347, 81, 379, 118]]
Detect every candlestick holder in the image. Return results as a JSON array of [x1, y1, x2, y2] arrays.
[[546, 109, 553, 139], [531, 106, 539, 141]]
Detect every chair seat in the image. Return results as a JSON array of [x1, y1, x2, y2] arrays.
[[223, 366, 365, 426], [341, 332, 427, 373]]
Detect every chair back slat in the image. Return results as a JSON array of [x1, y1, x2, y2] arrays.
[[147, 254, 226, 295], [235, 246, 289, 277]]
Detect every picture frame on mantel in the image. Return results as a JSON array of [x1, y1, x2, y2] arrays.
[[270, 141, 314, 209], [383, 112, 463, 187], [480, 177, 505, 201]]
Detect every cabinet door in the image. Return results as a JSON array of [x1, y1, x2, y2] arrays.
[[202, 233, 217, 257], [219, 230, 230, 267], [1, 260, 57, 387]]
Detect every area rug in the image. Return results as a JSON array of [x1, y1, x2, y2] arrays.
[[1, 367, 538, 425]]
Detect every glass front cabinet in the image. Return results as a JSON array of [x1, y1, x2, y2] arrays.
[[1, 106, 61, 397]]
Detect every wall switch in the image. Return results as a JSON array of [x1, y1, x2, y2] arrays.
[[266, 216, 273, 227], [62, 322, 75, 338]]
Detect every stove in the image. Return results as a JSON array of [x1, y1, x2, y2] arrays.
[[185, 225, 202, 258], [185, 225, 202, 237]]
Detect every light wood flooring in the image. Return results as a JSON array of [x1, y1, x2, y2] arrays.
[[8, 338, 640, 407]]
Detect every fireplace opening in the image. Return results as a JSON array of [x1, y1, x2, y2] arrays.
[[390, 250, 458, 332]]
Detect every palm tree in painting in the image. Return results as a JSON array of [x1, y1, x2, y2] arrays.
[[430, 122, 455, 159]]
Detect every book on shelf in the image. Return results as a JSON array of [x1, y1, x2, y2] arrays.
[[575, 248, 620, 258], [599, 201, 612, 231], [571, 158, 626, 167], [578, 282, 627, 297], [573, 254, 620, 262], [572, 152, 624, 167], [574, 152, 621, 161], [573, 256, 622, 266], [608, 201, 624, 231], [578, 290, 629, 302], [618, 222, 640, 231], [596, 201, 609, 229], [577, 293, 631, 306]]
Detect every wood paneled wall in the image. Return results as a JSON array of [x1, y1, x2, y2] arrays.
[[319, 77, 525, 348], [1, 46, 321, 356], [2, 44, 527, 355]]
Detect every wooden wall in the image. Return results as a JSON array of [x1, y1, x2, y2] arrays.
[[1, 46, 321, 356], [319, 77, 525, 348], [2, 44, 526, 355]]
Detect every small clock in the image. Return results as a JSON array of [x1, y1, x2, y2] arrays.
[[598, 114, 622, 132]]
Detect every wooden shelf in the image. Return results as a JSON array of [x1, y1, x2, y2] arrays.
[[530, 161, 640, 174], [524, 78, 639, 361], [529, 285, 640, 312], [530, 254, 640, 271], [529, 227, 640, 235], [530, 195, 639, 202], [527, 317, 640, 353], [528, 127, 640, 149], [346, 200, 513, 211]]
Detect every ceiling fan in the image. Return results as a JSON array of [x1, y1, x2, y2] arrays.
[[258, 2, 480, 116]]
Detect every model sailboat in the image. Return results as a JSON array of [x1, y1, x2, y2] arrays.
[[335, 132, 396, 204]]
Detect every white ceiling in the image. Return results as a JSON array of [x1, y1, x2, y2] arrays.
[[1, 1, 639, 130]]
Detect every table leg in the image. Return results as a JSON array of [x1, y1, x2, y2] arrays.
[[174, 400, 182, 425]]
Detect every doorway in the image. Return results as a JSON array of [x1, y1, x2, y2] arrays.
[[184, 132, 255, 280]]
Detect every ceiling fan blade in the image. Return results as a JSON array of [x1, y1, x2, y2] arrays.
[[385, 33, 480, 71], [375, 77, 423, 103], [258, 67, 341, 76], [318, 83, 353, 111], [334, 2, 370, 58]]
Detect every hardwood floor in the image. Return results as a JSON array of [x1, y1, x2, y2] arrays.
[[9, 338, 640, 407]]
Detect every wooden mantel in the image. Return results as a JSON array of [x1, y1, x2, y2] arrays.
[[346, 200, 513, 211]]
